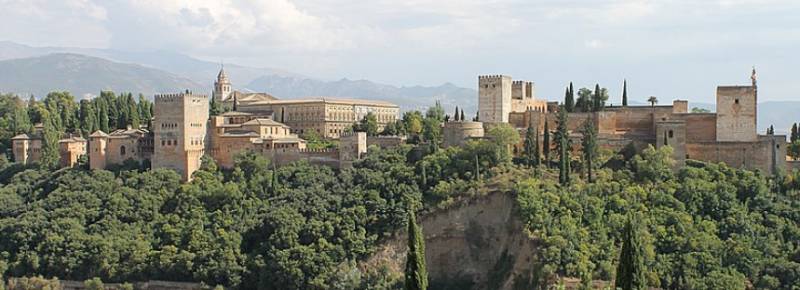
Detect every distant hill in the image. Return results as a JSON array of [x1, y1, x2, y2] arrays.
[[0, 41, 302, 87], [0, 53, 203, 98], [245, 75, 477, 112]]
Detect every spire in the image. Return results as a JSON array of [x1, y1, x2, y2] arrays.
[[751, 66, 757, 87], [217, 63, 229, 83]]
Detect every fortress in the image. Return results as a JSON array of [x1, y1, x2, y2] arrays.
[[444, 69, 791, 174], [10, 68, 794, 178]]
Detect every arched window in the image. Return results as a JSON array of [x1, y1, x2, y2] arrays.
[[120, 146, 126, 155]]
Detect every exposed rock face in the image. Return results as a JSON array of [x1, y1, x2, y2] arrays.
[[365, 192, 540, 290]]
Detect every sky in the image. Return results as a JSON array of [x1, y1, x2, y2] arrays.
[[1, 0, 799, 104]]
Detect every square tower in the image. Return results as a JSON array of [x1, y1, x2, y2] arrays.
[[716, 85, 757, 142], [478, 75, 512, 123], [153, 92, 209, 181]]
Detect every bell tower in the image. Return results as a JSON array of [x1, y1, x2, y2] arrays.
[[213, 66, 232, 102]]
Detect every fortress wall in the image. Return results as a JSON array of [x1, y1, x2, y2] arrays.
[[368, 135, 406, 149], [686, 135, 785, 174], [210, 136, 258, 168], [681, 113, 717, 142], [596, 111, 617, 135]]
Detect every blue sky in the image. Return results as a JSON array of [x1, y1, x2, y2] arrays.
[[2, 0, 799, 104]]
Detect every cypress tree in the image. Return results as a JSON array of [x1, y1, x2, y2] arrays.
[[454, 106, 459, 121], [11, 99, 32, 134], [79, 99, 97, 135], [543, 121, 550, 167], [615, 214, 647, 290], [405, 209, 428, 290], [421, 163, 427, 188], [791, 123, 798, 142], [128, 94, 140, 129], [622, 79, 629, 107], [460, 109, 465, 122], [581, 120, 597, 183], [569, 82, 574, 108], [593, 84, 602, 112], [40, 104, 61, 168], [523, 126, 537, 166], [555, 106, 570, 184], [564, 86, 575, 112]]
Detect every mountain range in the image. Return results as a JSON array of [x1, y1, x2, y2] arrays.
[[0, 41, 796, 132]]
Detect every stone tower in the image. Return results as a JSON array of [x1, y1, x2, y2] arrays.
[[715, 71, 757, 142], [213, 67, 232, 102], [478, 75, 512, 123], [88, 131, 109, 170], [153, 92, 209, 181]]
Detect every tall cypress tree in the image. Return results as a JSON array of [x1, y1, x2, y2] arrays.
[[11, 99, 32, 135], [460, 109, 465, 122], [523, 126, 538, 166], [405, 209, 428, 290], [555, 106, 570, 185], [564, 86, 575, 112], [543, 121, 550, 167], [40, 104, 61, 168], [791, 123, 798, 142], [615, 214, 647, 290], [79, 99, 97, 135], [593, 84, 602, 112], [454, 106, 459, 121], [581, 119, 597, 183], [622, 79, 629, 107]]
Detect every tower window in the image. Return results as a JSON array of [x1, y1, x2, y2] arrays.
[[735, 98, 739, 104], [669, 130, 674, 138], [120, 146, 126, 156]]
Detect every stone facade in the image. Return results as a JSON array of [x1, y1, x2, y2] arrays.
[[89, 128, 152, 170], [152, 92, 209, 181]]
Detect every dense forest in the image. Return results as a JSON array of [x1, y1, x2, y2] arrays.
[[0, 92, 799, 289]]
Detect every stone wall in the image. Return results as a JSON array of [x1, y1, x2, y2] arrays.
[[686, 135, 786, 174], [443, 121, 485, 148]]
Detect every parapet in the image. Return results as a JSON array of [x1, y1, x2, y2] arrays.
[[478, 75, 512, 81], [154, 92, 208, 103]]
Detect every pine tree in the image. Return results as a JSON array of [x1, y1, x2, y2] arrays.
[[622, 79, 629, 107], [405, 209, 428, 290], [581, 120, 597, 183], [543, 121, 551, 167], [615, 214, 647, 290]]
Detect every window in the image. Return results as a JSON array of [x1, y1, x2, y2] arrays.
[[669, 130, 674, 138], [120, 146, 126, 155], [735, 98, 740, 104]]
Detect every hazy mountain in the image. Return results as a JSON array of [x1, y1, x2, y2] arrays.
[[0, 41, 300, 86], [0, 53, 203, 98], [245, 75, 478, 112]]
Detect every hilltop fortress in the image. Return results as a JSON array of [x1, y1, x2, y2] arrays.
[[444, 69, 791, 174], [11, 68, 794, 179]]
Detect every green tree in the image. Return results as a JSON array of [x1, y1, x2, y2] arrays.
[[564, 85, 574, 113], [486, 123, 520, 163], [404, 209, 428, 290], [523, 126, 539, 166], [11, 99, 32, 135], [79, 99, 97, 135], [210, 96, 222, 116], [576, 88, 592, 112], [355, 112, 379, 136], [580, 119, 597, 183], [403, 111, 424, 137], [555, 106, 571, 185], [84, 278, 104, 290], [790, 123, 798, 142], [40, 103, 62, 168], [647, 96, 658, 107], [615, 214, 647, 290], [622, 79, 628, 107]]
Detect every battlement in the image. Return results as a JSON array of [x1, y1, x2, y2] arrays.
[[478, 75, 511, 80], [299, 148, 338, 153], [154, 92, 208, 103]]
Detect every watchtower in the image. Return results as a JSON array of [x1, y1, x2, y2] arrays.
[[478, 75, 512, 123], [153, 92, 209, 181], [715, 70, 757, 142], [212, 67, 232, 102]]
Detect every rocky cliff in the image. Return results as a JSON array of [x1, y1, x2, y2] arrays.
[[364, 192, 541, 290]]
